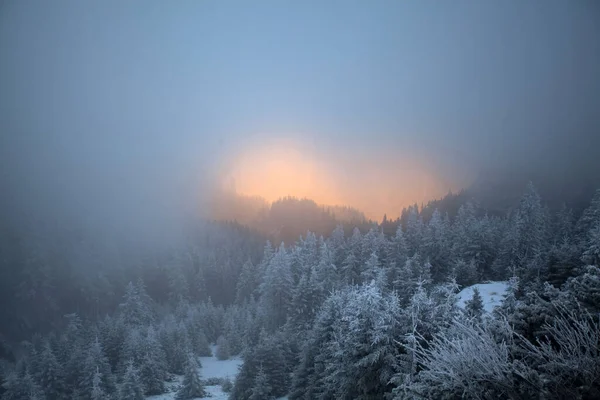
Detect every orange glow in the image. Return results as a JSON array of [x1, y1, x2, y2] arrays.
[[224, 140, 342, 207], [218, 138, 468, 221]]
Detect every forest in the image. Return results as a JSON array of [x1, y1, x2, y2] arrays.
[[1, 182, 599, 400]]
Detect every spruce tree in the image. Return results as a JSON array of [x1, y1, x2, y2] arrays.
[[138, 326, 167, 395], [175, 353, 206, 400], [74, 338, 116, 400], [119, 360, 144, 400], [91, 368, 110, 400], [36, 340, 67, 399], [259, 243, 294, 331], [249, 366, 274, 400], [465, 287, 485, 323]]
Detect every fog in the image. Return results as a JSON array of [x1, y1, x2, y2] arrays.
[[1, 1, 599, 231]]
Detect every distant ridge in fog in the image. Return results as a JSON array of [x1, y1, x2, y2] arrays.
[[209, 190, 371, 243]]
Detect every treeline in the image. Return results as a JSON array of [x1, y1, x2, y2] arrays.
[[209, 190, 372, 243]]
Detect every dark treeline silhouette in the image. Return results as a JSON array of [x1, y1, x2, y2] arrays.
[[209, 191, 373, 244]]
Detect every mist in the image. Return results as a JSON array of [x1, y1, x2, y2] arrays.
[[4, 2, 600, 398], [2, 0, 599, 232]]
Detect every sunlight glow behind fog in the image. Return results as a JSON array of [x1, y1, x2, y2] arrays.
[[219, 138, 467, 221], [225, 140, 343, 207]]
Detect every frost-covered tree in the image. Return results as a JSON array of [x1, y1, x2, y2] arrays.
[[259, 243, 294, 330], [249, 366, 274, 400], [313, 240, 339, 294], [393, 253, 432, 304], [90, 367, 110, 400], [159, 318, 192, 374], [2, 367, 46, 400], [138, 326, 167, 395], [289, 290, 349, 400], [562, 265, 600, 315], [329, 224, 346, 268], [361, 251, 380, 284], [223, 304, 253, 356], [98, 314, 127, 371], [464, 287, 484, 323], [325, 283, 403, 399], [232, 331, 289, 400], [35, 340, 67, 399], [176, 354, 206, 400], [3, 370, 46, 400], [118, 280, 154, 327], [119, 361, 144, 400], [288, 268, 319, 332], [514, 182, 549, 280], [73, 338, 116, 400]]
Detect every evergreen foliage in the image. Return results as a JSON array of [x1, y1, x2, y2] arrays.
[[175, 354, 206, 400]]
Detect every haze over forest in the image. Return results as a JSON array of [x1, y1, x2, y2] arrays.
[[1, 2, 600, 400], [2, 0, 600, 236]]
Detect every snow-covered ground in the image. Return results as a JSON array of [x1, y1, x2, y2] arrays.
[[146, 345, 242, 400], [457, 281, 509, 313]]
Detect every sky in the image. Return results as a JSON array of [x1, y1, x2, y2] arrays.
[[1, 0, 599, 226]]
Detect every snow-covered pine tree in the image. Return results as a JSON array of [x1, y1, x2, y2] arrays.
[[2, 369, 45, 400], [325, 282, 403, 399], [288, 291, 350, 400], [159, 318, 193, 374], [329, 224, 346, 268], [464, 287, 484, 323], [36, 340, 67, 399], [394, 253, 432, 305], [175, 353, 206, 400], [98, 314, 127, 371], [118, 281, 154, 327], [90, 367, 110, 400], [73, 337, 116, 400], [259, 242, 294, 331], [249, 366, 274, 400], [118, 360, 144, 400], [360, 252, 380, 284], [288, 268, 319, 332], [314, 240, 339, 293], [138, 326, 167, 395]]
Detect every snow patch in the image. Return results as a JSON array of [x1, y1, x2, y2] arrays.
[[457, 281, 509, 313], [146, 345, 241, 400], [199, 354, 242, 381]]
